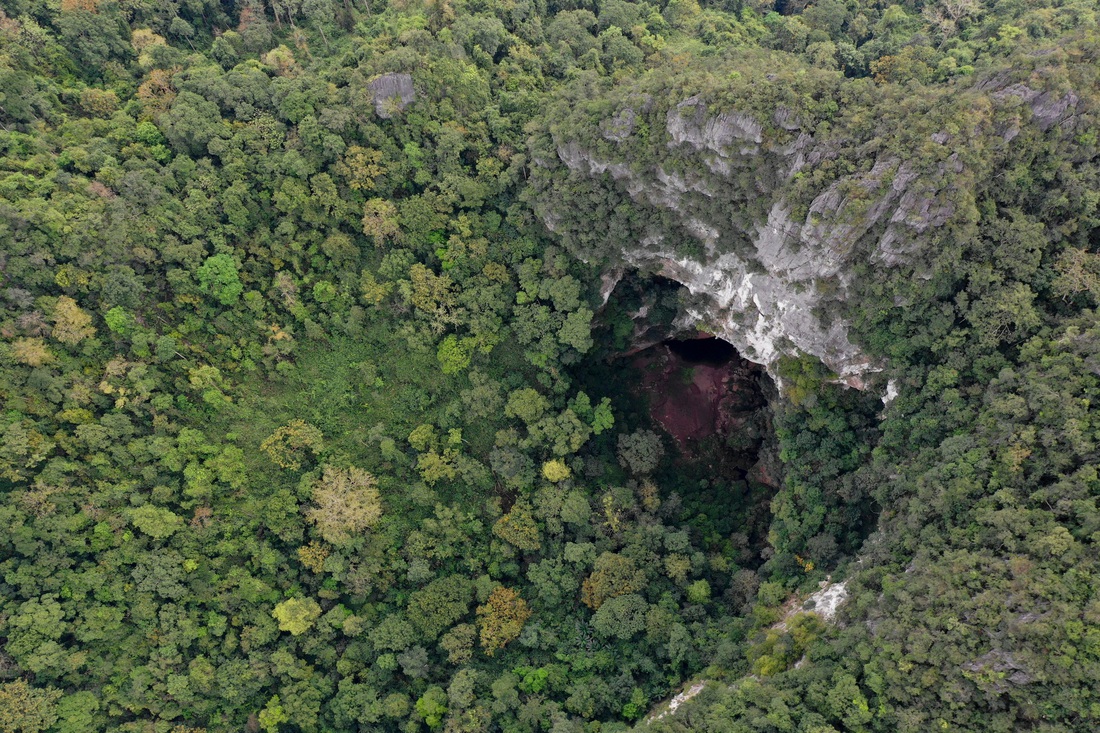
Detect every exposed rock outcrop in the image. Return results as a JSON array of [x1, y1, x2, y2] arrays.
[[962, 650, 1036, 692], [531, 75, 1075, 386], [646, 682, 709, 725], [537, 101, 952, 382], [666, 95, 763, 153], [984, 80, 1080, 132], [367, 73, 416, 119], [547, 123, 915, 380]]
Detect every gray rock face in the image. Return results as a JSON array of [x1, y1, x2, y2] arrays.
[[991, 82, 1080, 131], [666, 96, 764, 153], [536, 77, 1070, 386], [602, 107, 637, 143], [549, 107, 956, 383], [962, 650, 1035, 692], [368, 73, 416, 119]]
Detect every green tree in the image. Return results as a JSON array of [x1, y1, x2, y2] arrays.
[[826, 672, 872, 730], [56, 10, 131, 75], [407, 576, 474, 640], [506, 388, 549, 424], [0, 680, 62, 733], [196, 254, 244, 306], [581, 553, 645, 610], [591, 593, 648, 639], [272, 597, 322, 636], [158, 91, 226, 155], [557, 307, 594, 352], [440, 623, 478, 664], [52, 691, 99, 733], [492, 501, 541, 551], [616, 429, 664, 475]]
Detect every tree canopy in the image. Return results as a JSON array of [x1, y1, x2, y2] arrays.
[[1, 0, 1099, 731]]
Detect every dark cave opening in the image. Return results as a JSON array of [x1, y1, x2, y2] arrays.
[[588, 272, 883, 574], [633, 336, 769, 461], [630, 336, 778, 569], [665, 335, 739, 366], [581, 273, 782, 568]]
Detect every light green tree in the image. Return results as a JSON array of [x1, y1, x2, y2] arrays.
[[259, 695, 290, 733], [273, 597, 322, 636], [196, 253, 243, 305], [437, 334, 474, 374], [127, 505, 183, 540], [542, 459, 571, 483], [415, 686, 448, 730]]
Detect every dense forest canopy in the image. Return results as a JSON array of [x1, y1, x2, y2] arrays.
[[1, 0, 1099, 731]]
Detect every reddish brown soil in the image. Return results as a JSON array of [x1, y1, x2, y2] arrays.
[[632, 338, 764, 455]]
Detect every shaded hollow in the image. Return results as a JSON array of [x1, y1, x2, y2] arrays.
[[666, 336, 738, 366], [632, 335, 779, 568], [633, 336, 769, 463], [587, 270, 782, 568]]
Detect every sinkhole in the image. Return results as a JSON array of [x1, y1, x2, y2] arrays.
[[588, 272, 783, 566], [630, 334, 778, 566]]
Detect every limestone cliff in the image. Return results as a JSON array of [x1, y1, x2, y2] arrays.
[[529, 70, 1079, 385]]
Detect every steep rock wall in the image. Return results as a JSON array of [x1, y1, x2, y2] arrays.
[[529, 73, 1079, 385]]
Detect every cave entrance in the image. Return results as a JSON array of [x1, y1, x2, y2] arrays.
[[576, 271, 782, 567], [630, 334, 777, 568], [665, 335, 738, 366], [632, 336, 769, 463]]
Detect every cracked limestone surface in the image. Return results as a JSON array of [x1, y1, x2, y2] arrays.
[[540, 108, 934, 383], [533, 77, 1078, 388]]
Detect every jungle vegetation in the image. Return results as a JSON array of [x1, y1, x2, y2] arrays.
[[1, 0, 1099, 731]]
